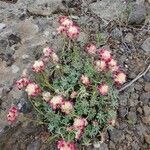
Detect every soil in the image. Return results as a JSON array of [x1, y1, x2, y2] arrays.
[[0, 0, 150, 150]]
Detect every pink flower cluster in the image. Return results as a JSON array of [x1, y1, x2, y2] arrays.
[[83, 47, 126, 95], [32, 60, 45, 73], [80, 74, 90, 86], [57, 16, 80, 39], [47, 95, 73, 114], [98, 82, 109, 96], [7, 106, 18, 124], [16, 76, 41, 97], [49, 95, 64, 110], [42, 47, 59, 63], [57, 140, 76, 150], [25, 82, 41, 97], [85, 44, 97, 55], [16, 77, 30, 90], [67, 117, 88, 140], [97, 48, 126, 94]]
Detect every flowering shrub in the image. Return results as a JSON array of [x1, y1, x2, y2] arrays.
[[7, 16, 126, 149]]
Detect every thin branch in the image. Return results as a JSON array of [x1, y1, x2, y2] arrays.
[[119, 64, 150, 92]]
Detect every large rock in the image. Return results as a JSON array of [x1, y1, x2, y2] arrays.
[[27, 0, 65, 16], [89, 0, 127, 21], [143, 105, 150, 116], [141, 37, 150, 53], [128, 4, 146, 25], [144, 133, 150, 144], [109, 129, 125, 143], [16, 19, 39, 40]]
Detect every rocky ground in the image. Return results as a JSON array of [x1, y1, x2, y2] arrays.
[[0, 0, 150, 149]]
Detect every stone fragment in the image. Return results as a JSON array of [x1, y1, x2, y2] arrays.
[[141, 37, 150, 53], [109, 129, 125, 143], [128, 4, 146, 25], [144, 133, 150, 144], [27, 0, 64, 16]]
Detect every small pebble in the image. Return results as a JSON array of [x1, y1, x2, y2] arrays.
[[11, 65, 20, 74], [0, 23, 6, 31]]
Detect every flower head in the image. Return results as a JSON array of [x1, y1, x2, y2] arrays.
[[67, 25, 80, 39], [98, 82, 109, 95], [61, 101, 73, 114], [58, 16, 68, 25], [98, 48, 112, 62], [57, 140, 76, 150], [43, 47, 53, 57], [7, 106, 18, 124], [73, 117, 88, 130], [95, 60, 107, 72], [58, 16, 73, 27], [32, 60, 45, 73], [49, 95, 63, 110], [57, 26, 66, 34], [42, 92, 51, 102], [108, 119, 116, 126], [108, 59, 119, 72], [61, 18, 73, 27], [85, 44, 97, 55], [80, 75, 90, 86], [16, 77, 30, 90], [114, 71, 126, 85], [108, 59, 117, 67], [25, 82, 41, 97], [75, 129, 83, 140]]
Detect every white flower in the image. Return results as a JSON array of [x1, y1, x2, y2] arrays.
[[42, 92, 51, 102]]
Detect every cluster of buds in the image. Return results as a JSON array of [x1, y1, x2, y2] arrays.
[[57, 16, 80, 39], [61, 101, 73, 114], [57, 140, 76, 150], [85, 44, 97, 55], [98, 48, 112, 62], [108, 119, 116, 126], [80, 74, 90, 86], [25, 82, 41, 97], [42, 47, 59, 63], [16, 77, 30, 90], [7, 106, 18, 124], [73, 117, 88, 139], [49, 95, 64, 110], [32, 60, 45, 73], [98, 82, 109, 96], [43, 47, 53, 57]]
